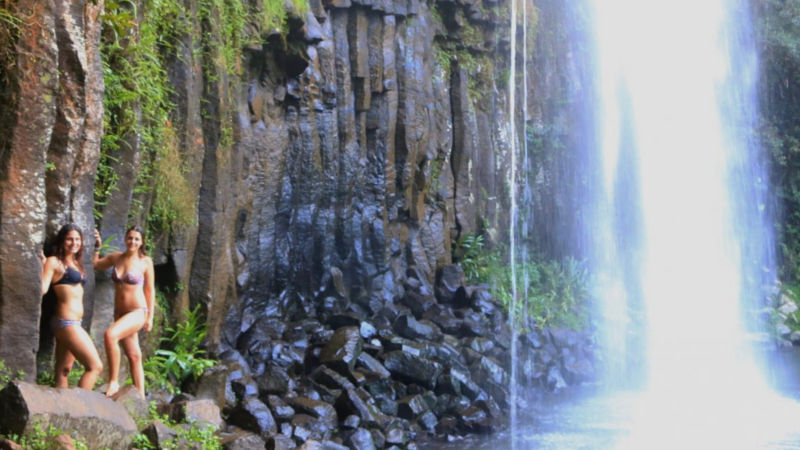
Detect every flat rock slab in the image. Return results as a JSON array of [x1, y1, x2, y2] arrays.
[[0, 381, 137, 449]]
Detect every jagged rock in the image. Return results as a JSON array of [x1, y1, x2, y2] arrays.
[[384, 422, 409, 446], [166, 399, 224, 429], [363, 379, 398, 415], [298, 439, 349, 450], [435, 374, 461, 396], [547, 366, 568, 392], [231, 376, 260, 400], [0, 382, 136, 450], [447, 368, 483, 400], [267, 395, 296, 421], [469, 288, 498, 314], [226, 397, 277, 436], [193, 364, 238, 410], [420, 342, 465, 371], [142, 421, 178, 449], [320, 327, 363, 373], [343, 414, 361, 429], [291, 414, 333, 442], [460, 310, 488, 337], [304, 11, 325, 43], [470, 355, 506, 386], [356, 352, 391, 379], [381, 350, 443, 389], [418, 410, 438, 432], [394, 314, 438, 341], [397, 394, 429, 420], [345, 428, 376, 450], [457, 406, 492, 433], [360, 321, 378, 340], [112, 385, 149, 424], [474, 398, 503, 420], [334, 389, 382, 428], [400, 290, 436, 318], [285, 397, 338, 430], [425, 305, 463, 335], [435, 265, 466, 303], [219, 350, 252, 375], [256, 364, 292, 395], [436, 415, 458, 435], [220, 429, 266, 450], [266, 434, 295, 450], [466, 337, 495, 354], [433, 394, 470, 417], [311, 366, 356, 391]]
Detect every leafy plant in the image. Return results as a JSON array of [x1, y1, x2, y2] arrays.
[[455, 234, 591, 330], [2, 422, 88, 450], [0, 359, 24, 385], [133, 402, 221, 449], [144, 305, 216, 393]]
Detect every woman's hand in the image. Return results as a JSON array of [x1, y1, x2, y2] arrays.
[[93, 229, 102, 250], [144, 314, 154, 332]]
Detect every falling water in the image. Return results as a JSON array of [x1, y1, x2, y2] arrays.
[[507, 0, 521, 445], [588, 0, 800, 447]]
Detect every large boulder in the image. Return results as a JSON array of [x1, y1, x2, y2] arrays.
[[0, 382, 137, 449]]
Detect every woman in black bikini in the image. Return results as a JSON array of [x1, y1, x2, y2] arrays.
[[93, 226, 155, 398], [41, 223, 103, 389]]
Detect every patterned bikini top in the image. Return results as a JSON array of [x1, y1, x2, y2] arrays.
[[112, 265, 144, 285]]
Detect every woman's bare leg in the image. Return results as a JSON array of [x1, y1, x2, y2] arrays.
[[121, 333, 144, 398], [104, 310, 145, 397], [54, 325, 103, 390], [53, 337, 75, 388]]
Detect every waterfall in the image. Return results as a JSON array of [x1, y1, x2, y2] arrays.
[[508, 0, 521, 445], [587, 0, 800, 446]]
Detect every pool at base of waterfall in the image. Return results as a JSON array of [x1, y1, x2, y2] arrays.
[[420, 348, 800, 450]]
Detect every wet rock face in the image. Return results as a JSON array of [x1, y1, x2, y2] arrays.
[[0, 0, 103, 378], [227, 0, 514, 335]]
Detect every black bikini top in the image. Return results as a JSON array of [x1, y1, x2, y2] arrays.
[[53, 265, 85, 286]]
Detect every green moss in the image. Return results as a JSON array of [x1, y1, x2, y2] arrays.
[[435, 45, 452, 73], [0, 8, 20, 90], [99, 0, 196, 235]]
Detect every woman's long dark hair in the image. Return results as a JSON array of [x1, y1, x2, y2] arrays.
[[53, 223, 84, 273], [126, 226, 147, 256]]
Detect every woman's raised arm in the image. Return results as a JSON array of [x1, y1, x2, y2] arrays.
[[92, 229, 117, 270]]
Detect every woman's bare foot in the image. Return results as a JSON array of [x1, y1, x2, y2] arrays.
[[105, 380, 119, 397]]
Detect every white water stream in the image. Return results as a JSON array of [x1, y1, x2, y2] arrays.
[[499, 0, 800, 448], [588, 0, 800, 447]]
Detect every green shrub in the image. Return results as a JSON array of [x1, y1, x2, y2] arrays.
[[133, 403, 221, 449], [144, 306, 216, 394], [455, 233, 591, 330]]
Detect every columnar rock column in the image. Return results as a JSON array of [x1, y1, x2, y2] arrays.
[[0, 0, 58, 378]]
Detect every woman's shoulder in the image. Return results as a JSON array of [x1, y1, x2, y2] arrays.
[[44, 256, 60, 267]]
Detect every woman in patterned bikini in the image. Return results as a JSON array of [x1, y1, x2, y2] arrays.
[[41, 223, 103, 389], [93, 226, 154, 398]]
